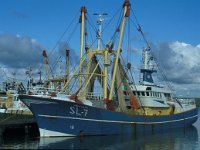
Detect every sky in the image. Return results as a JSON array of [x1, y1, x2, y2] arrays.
[[0, 0, 200, 97]]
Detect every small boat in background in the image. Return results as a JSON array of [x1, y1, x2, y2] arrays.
[[0, 80, 34, 125]]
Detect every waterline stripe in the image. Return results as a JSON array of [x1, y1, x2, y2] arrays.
[[39, 128, 75, 137], [38, 114, 198, 125]]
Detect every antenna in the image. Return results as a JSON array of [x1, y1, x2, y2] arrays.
[[93, 13, 108, 50], [25, 67, 32, 91]]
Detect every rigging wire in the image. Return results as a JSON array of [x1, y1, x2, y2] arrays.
[[130, 8, 150, 48], [48, 10, 80, 58], [18, 9, 81, 87], [130, 7, 174, 93], [120, 55, 143, 108], [102, 5, 122, 33], [109, 9, 124, 48], [50, 21, 80, 77], [71, 54, 105, 96], [43, 10, 80, 80], [87, 13, 98, 38], [127, 16, 131, 64], [87, 12, 110, 49], [0, 67, 29, 84]]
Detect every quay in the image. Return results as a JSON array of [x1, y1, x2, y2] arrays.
[[0, 113, 38, 136]]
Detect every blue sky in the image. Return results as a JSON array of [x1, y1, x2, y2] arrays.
[[0, 0, 199, 48], [0, 0, 200, 97]]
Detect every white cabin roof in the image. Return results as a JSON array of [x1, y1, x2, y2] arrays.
[[130, 84, 172, 94]]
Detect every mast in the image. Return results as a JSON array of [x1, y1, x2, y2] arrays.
[[26, 67, 32, 91], [79, 6, 87, 88], [66, 49, 70, 94], [38, 70, 42, 84], [108, 0, 130, 101], [140, 47, 156, 84], [94, 12, 108, 100], [42, 50, 50, 80], [104, 46, 109, 99], [94, 13, 107, 50]]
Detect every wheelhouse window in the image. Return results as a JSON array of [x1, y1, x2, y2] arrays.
[[164, 93, 171, 98], [141, 92, 145, 96], [146, 87, 151, 90]]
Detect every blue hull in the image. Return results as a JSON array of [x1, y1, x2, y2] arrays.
[[19, 95, 198, 137]]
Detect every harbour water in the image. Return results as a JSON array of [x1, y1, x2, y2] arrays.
[[0, 108, 200, 149]]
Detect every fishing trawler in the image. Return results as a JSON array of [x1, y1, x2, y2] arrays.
[[0, 80, 34, 125], [19, 0, 198, 137]]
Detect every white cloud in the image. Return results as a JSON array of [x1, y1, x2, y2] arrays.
[[169, 41, 200, 68], [0, 33, 46, 83], [151, 41, 200, 97], [0, 35, 199, 97], [0, 33, 44, 69], [0, 34, 80, 84]]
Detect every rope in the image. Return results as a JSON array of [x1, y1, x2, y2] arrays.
[[120, 55, 143, 108]]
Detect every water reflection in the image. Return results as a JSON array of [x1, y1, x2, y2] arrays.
[[0, 118, 200, 149], [0, 128, 39, 149], [38, 126, 199, 150]]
